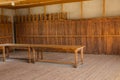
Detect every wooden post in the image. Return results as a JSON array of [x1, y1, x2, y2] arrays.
[[103, 0, 106, 17], [80, 1, 83, 19]]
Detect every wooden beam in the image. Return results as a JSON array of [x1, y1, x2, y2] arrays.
[[0, 0, 91, 9], [103, 0, 106, 17], [80, 1, 83, 19]]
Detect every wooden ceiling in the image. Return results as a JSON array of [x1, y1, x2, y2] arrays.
[[0, 0, 90, 9]]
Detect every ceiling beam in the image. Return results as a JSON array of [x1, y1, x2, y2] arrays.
[[0, 0, 91, 9], [103, 0, 106, 17]]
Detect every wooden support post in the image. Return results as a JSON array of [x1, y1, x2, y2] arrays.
[[32, 48, 36, 63], [2, 46, 6, 62], [80, 48, 84, 64], [74, 50, 78, 68], [103, 0, 106, 17], [80, 1, 83, 19], [28, 47, 31, 63]]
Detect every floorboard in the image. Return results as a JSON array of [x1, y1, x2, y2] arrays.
[[0, 51, 120, 80]]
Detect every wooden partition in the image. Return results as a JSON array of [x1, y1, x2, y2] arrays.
[[14, 15, 120, 55], [0, 15, 13, 44]]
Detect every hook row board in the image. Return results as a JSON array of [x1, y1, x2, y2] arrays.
[[0, 15, 12, 23], [14, 16, 120, 55], [14, 12, 67, 22]]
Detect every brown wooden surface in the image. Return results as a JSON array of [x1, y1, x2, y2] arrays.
[[0, 15, 13, 44], [14, 16, 120, 55], [0, 43, 84, 67]]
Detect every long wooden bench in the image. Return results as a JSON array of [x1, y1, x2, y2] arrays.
[[0, 43, 85, 68], [30, 44, 85, 68]]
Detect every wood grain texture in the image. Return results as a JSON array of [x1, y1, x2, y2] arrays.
[[0, 51, 120, 80], [14, 16, 120, 55], [0, 15, 13, 44]]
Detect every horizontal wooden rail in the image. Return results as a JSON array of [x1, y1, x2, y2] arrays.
[[16, 35, 120, 38], [0, 36, 13, 39]]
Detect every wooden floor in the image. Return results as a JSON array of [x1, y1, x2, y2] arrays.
[[0, 51, 120, 80]]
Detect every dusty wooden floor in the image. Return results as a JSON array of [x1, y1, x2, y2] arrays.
[[0, 51, 120, 80]]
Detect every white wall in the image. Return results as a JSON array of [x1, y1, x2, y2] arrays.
[[46, 4, 61, 14], [106, 0, 120, 16], [16, 8, 29, 15], [83, 0, 103, 18], [30, 6, 44, 14], [64, 2, 80, 19], [1, 0, 120, 19]]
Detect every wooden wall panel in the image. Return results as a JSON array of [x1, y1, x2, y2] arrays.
[[14, 15, 120, 55], [0, 15, 13, 44]]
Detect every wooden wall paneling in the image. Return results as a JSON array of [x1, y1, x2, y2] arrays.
[[27, 15, 31, 44], [71, 21, 75, 45], [7, 22, 13, 43], [15, 16, 19, 43], [17, 16, 21, 43], [97, 19, 102, 54], [86, 19, 93, 54], [46, 20, 49, 44], [64, 20, 67, 45], [57, 20, 60, 45], [43, 21, 46, 44], [1, 22, 4, 43], [51, 20, 55, 44], [14, 16, 120, 55], [101, 19, 107, 54], [32, 15, 38, 44], [22, 15, 26, 44], [54, 20, 58, 45], [93, 19, 99, 54], [105, 19, 113, 54], [39, 20, 42, 44], [19, 16, 22, 44], [80, 20, 87, 53], [60, 20, 63, 45]]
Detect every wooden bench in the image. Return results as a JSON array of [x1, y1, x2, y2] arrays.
[[0, 44, 32, 63], [0, 43, 85, 68], [31, 44, 85, 68]]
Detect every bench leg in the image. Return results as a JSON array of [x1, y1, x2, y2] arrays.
[[32, 48, 36, 63], [74, 51, 78, 68], [28, 47, 31, 63], [36, 51, 39, 61], [2, 47, 6, 62], [80, 48, 84, 64], [40, 50, 43, 60]]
